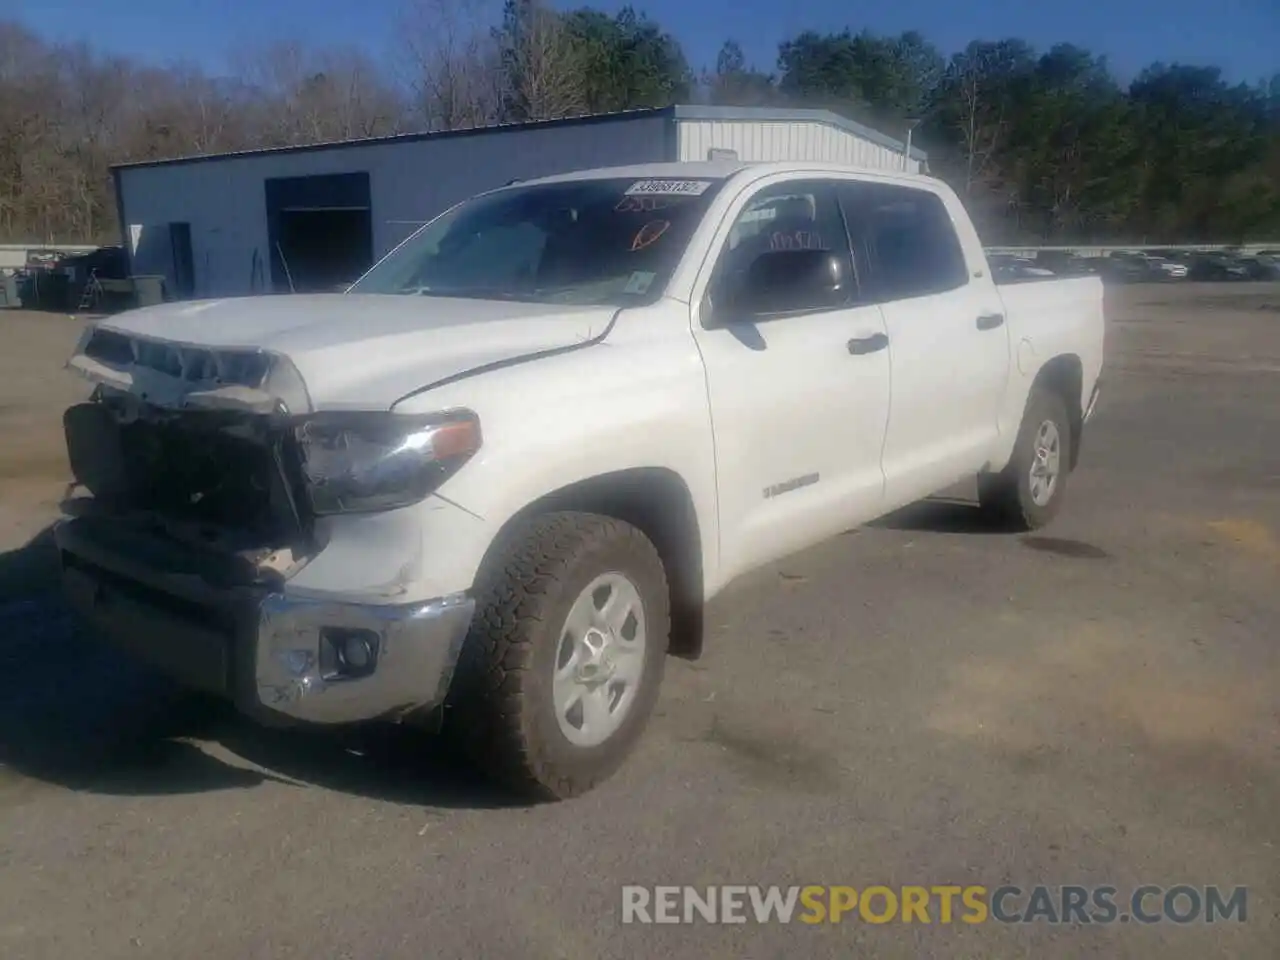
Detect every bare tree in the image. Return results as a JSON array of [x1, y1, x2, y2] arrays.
[[952, 56, 1003, 196], [232, 41, 402, 146], [497, 0, 586, 122], [135, 64, 256, 157], [56, 45, 133, 238], [937, 40, 1034, 198], [397, 0, 503, 131], [310, 47, 406, 139], [0, 22, 52, 238]]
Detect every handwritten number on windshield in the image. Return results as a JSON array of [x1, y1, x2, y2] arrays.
[[615, 195, 675, 213]]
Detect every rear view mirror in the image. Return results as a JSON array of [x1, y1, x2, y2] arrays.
[[721, 249, 848, 319]]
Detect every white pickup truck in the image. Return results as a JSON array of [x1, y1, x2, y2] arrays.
[[57, 161, 1104, 799]]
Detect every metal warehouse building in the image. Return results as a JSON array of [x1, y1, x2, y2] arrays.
[[112, 104, 928, 299]]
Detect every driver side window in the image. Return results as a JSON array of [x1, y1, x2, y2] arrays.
[[706, 180, 853, 318]]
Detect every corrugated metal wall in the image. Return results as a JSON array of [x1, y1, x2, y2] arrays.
[[676, 119, 923, 174]]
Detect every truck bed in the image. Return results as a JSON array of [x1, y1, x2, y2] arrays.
[[997, 274, 1106, 415]]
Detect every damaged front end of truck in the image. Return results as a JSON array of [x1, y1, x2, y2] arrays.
[[55, 323, 478, 726], [62, 325, 320, 583]]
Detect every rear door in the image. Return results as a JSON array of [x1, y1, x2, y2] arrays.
[[839, 181, 1010, 507], [691, 176, 892, 581]]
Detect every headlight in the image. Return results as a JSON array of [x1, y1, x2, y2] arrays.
[[294, 410, 481, 515]]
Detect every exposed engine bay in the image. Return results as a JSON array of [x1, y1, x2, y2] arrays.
[[63, 387, 315, 583]]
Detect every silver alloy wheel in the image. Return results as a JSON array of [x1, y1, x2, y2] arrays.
[[552, 572, 648, 748], [1028, 419, 1062, 507]]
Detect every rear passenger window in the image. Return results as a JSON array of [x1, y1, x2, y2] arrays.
[[843, 185, 969, 302]]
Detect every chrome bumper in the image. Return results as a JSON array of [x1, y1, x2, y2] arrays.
[[255, 591, 474, 723], [54, 518, 475, 725]]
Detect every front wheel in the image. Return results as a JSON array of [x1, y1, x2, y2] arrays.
[[979, 386, 1072, 531], [447, 512, 670, 800]]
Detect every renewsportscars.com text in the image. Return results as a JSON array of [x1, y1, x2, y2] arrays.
[[620, 885, 1248, 925]]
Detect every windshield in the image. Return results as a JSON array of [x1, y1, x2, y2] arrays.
[[349, 176, 727, 305]]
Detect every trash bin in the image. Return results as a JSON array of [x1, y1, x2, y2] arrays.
[[132, 275, 166, 308], [31, 271, 71, 311]]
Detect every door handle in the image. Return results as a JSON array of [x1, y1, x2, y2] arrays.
[[976, 312, 1005, 330], [847, 332, 889, 355]]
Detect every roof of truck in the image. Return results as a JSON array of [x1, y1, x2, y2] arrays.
[[516, 160, 943, 191]]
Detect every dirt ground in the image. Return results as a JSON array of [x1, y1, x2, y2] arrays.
[[0, 285, 1278, 959], [0, 311, 91, 547]]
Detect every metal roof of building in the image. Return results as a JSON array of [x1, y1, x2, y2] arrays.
[[670, 105, 926, 161], [111, 104, 927, 172]]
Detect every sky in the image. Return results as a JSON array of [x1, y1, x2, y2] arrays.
[[8, 0, 1279, 86]]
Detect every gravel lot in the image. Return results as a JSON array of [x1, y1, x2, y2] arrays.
[[1, 285, 1278, 959]]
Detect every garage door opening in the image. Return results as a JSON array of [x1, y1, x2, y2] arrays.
[[276, 206, 373, 292], [265, 172, 374, 293]]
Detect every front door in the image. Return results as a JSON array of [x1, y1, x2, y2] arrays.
[[692, 177, 893, 582]]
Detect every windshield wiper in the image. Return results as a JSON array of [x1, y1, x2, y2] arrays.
[[400, 282, 628, 305], [405, 285, 548, 302]]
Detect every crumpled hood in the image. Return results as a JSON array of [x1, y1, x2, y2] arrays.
[[69, 293, 617, 412]]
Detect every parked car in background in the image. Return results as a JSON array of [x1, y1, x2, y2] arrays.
[[1233, 255, 1280, 280], [1101, 252, 1164, 283], [988, 254, 1056, 282], [1035, 252, 1097, 277], [1141, 254, 1188, 279], [1188, 254, 1252, 281]]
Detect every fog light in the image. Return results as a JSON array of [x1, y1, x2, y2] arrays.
[[319, 627, 380, 679]]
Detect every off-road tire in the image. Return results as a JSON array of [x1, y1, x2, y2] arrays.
[[447, 511, 670, 801], [978, 386, 1072, 531]]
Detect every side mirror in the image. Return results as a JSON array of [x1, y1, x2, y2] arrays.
[[719, 249, 848, 320]]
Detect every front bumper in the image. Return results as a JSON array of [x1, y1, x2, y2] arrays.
[[54, 517, 475, 725]]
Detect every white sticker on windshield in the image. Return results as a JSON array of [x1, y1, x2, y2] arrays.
[[623, 271, 656, 294], [625, 179, 712, 197]]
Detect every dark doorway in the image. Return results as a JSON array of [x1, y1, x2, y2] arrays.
[[265, 173, 373, 293], [170, 222, 195, 298], [276, 208, 373, 292]]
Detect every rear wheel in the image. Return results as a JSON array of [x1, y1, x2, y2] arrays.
[[448, 511, 669, 800], [979, 386, 1072, 531]]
